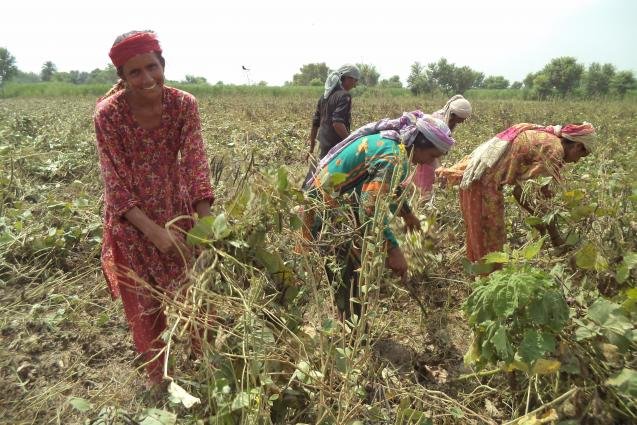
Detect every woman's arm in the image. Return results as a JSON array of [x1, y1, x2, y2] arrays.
[[513, 184, 564, 247], [124, 206, 190, 255]]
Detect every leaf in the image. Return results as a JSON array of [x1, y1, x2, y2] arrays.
[[212, 213, 231, 240], [519, 329, 555, 363], [289, 213, 302, 230], [491, 326, 513, 361], [139, 408, 177, 425], [575, 323, 600, 340], [450, 407, 464, 418], [575, 242, 597, 270], [606, 368, 637, 397], [329, 172, 348, 186], [464, 337, 481, 365], [276, 166, 288, 192], [483, 251, 509, 264], [492, 284, 517, 318], [587, 298, 617, 324], [616, 251, 637, 284], [168, 381, 201, 408], [187, 215, 215, 245], [522, 237, 545, 260], [68, 396, 92, 412], [227, 185, 251, 218], [231, 392, 251, 412], [531, 358, 561, 375]]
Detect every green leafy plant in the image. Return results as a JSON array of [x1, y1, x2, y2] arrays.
[[463, 265, 569, 372]]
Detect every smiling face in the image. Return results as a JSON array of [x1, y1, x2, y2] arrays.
[[120, 52, 165, 102]]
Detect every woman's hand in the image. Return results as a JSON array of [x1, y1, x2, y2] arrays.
[[149, 227, 192, 257], [402, 212, 422, 233], [386, 246, 408, 278]]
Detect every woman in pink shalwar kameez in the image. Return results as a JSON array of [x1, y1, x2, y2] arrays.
[[94, 31, 214, 384]]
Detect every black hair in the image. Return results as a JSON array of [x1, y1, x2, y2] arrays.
[[412, 132, 436, 150]]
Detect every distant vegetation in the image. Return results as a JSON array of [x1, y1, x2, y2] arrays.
[[0, 46, 635, 100]]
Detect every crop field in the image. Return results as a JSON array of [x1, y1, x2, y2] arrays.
[[0, 93, 636, 424]]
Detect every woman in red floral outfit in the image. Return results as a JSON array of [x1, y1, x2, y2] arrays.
[[94, 31, 214, 384]]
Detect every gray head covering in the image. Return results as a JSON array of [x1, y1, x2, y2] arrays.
[[323, 64, 360, 98], [433, 94, 472, 126]]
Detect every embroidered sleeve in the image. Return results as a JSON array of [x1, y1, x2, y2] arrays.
[[94, 111, 140, 217], [179, 96, 214, 206]]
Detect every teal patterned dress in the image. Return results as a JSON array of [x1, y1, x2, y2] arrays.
[[309, 132, 411, 248]]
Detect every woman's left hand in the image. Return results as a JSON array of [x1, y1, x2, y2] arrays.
[[403, 212, 422, 233]]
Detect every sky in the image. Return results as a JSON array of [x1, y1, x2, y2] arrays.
[[2, 0, 637, 86]]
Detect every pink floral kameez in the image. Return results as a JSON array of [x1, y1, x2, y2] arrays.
[[94, 87, 213, 382], [439, 130, 563, 262]]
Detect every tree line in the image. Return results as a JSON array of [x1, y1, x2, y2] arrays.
[[290, 58, 635, 99], [1, 46, 635, 99]]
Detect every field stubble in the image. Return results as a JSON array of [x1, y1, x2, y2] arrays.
[[0, 94, 635, 424]]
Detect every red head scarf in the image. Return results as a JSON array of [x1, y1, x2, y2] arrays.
[[109, 32, 162, 68]]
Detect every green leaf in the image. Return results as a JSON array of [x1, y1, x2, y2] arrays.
[[492, 284, 517, 318], [68, 396, 92, 412], [276, 166, 288, 192], [522, 237, 545, 260], [606, 368, 637, 397], [483, 251, 509, 264], [231, 392, 251, 412], [616, 252, 637, 284], [187, 215, 215, 245], [519, 329, 555, 363], [491, 326, 513, 361], [212, 213, 231, 240], [139, 408, 177, 425], [290, 214, 302, 230], [450, 407, 464, 418], [329, 172, 348, 186], [587, 299, 617, 324], [574, 242, 608, 271], [575, 242, 597, 270], [227, 185, 251, 218], [525, 216, 544, 227]]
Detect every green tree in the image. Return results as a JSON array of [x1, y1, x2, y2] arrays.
[[355, 63, 379, 86], [183, 75, 208, 84], [541, 56, 584, 96], [483, 75, 510, 89], [0, 47, 18, 86], [292, 63, 330, 86], [425, 58, 483, 95], [379, 75, 402, 88], [86, 65, 118, 84], [511, 81, 523, 89], [610, 71, 636, 98], [523, 72, 536, 89], [13, 70, 40, 83], [40, 61, 57, 82], [407, 62, 434, 95], [532, 73, 553, 99], [584, 62, 615, 97]]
